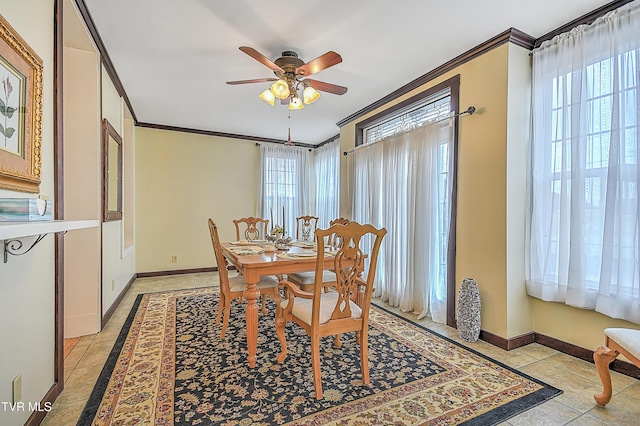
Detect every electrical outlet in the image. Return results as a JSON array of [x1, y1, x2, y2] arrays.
[[171, 256, 178, 263], [12, 374, 22, 403]]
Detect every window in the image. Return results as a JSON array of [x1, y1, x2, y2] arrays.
[[258, 144, 313, 236], [527, 2, 640, 324], [364, 95, 451, 145], [264, 156, 297, 209], [351, 75, 460, 325]]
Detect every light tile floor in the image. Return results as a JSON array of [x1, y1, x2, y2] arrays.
[[41, 272, 640, 425]]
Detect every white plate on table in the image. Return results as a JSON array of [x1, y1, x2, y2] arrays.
[[291, 251, 317, 257], [293, 241, 315, 248], [228, 246, 264, 255]]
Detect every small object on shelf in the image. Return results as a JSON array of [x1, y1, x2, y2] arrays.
[[0, 198, 52, 222], [457, 277, 481, 342]]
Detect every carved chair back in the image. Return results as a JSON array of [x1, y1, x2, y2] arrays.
[[327, 217, 350, 248], [313, 222, 386, 325], [295, 215, 319, 241], [233, 216, 269, 241]]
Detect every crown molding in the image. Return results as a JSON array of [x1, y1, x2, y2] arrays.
[[136, 122, 317, 149], [336, 28, 534, 127]]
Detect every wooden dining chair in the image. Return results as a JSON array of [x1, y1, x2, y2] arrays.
[[233, 216, 269, 241], [593, 328, 640, 406], [288, 218, 351, 293], [208, 219, 278, 339], [295, 215, 319, 241], [274, 221, 387, 399]]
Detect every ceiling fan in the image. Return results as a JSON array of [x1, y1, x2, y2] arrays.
[[226, 46, 348, 109]]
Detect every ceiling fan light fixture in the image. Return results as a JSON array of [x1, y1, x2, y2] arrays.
[[288, 96, 304, 110], [259, 89, 275, 106], [303, 86, 320, 104], [270, 79, 290, 99]]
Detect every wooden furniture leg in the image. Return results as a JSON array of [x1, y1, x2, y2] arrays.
[[311, 334, 323, 400], [593, 344, 619, 406], [275, 314, 288, 363], [243, 278, 260, 368], [261, 295, 267, 314]]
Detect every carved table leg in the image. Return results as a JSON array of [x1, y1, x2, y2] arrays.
[[243, 280, 260, 368], [593, 345, 619, 406]]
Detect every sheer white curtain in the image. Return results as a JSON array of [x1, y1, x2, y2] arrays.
[[257, 143, 313, 237], [352, 118, 455, 323], [527, 2, 640, 324], [314, 139, 340, 229]]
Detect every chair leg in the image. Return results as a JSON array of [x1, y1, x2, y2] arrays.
[[220, 297, 232, 339], [358, 330, 370, 384], [333, 334, 342, 348], [311, 335, 323, 400], [275, 310, 288, 363], [215, 292, 225, 325], [260, 294, 267, 314], [594, 345, 619, 406]]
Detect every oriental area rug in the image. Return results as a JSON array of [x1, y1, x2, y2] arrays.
[[77, 287, 561, 425]]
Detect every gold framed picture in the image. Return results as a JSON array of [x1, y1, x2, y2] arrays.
[[0, 13, 43, 193]]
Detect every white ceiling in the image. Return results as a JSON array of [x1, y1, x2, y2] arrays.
[[82, 0, 611, 145]]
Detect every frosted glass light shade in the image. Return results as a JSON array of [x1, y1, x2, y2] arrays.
[[270, 79, 290, 99], [288, 96, 304, 110], [303, 86, 320, 104], [259, 89, 275, 106]]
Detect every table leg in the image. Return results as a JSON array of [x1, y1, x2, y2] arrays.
[[243, 278, 260, 368]]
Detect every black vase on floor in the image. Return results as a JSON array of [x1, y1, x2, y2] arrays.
[[457, 278, 481, 342]]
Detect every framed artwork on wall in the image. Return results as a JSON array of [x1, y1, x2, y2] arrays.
[[102, 119, 122, 222], [0, 13, 43, 193]]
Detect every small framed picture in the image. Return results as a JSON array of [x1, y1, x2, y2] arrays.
[[0, 13, 43, 193]]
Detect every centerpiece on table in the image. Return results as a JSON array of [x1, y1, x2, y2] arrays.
[[267, 225, 292, 250], [267, 207, 292, 250]]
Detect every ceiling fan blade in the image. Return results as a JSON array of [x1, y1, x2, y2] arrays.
[[305, 79, 348, 95], [296, 51, 342, 76], [226, 78, 277, 85], [239, 46, 283, 72]]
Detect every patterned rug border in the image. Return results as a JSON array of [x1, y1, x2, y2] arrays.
[[370, 303, 563, 425], [77, 292, 144, 425], [76, 289, 562, 426]]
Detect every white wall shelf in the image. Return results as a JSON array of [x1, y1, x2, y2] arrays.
[[0, 220, 99, 263]]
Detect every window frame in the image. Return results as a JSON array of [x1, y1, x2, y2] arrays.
[[355, 75, 460, 147]]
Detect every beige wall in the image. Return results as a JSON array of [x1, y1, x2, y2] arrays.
[[505, 43, 534, 338], [63, 44, 102, 336], [533, 301, 640, 350], [101, 67, 136, 314], [135, 128, 260, 273], [123, 110, 135, 250], [0, 1, 55, 424]]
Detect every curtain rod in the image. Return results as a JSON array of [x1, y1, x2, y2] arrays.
[[342, 106, 476, 156]]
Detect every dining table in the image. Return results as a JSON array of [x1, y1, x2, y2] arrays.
[[221, 241, 337, 368]]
